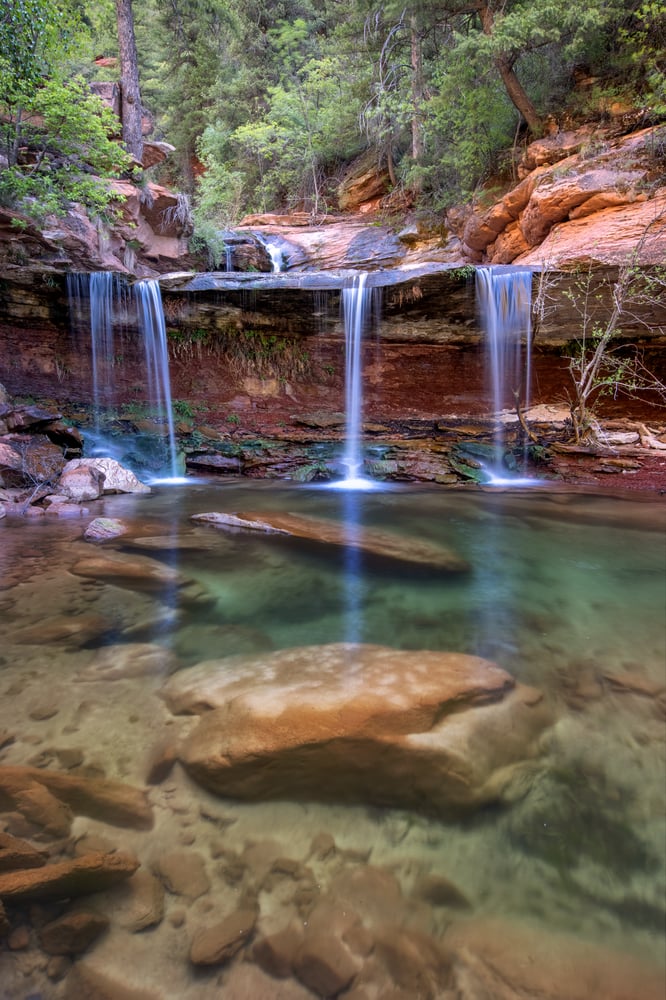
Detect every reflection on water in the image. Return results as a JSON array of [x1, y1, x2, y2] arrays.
[[0, 481, 664, 998]]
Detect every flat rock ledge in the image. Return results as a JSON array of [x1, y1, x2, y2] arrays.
[[191, 511, 469, 572], [163, 643, 554, 815]]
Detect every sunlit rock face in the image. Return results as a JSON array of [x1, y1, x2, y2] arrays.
[[162, 643, 554, 815], [453, 125, 666, 267], [0, 179, 192, 279]]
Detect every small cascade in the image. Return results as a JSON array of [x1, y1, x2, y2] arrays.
[[476, 266, 533, 477], [255, 233, 284, 272], [224, 244, 234, 271], [133, 280, 179, 479]]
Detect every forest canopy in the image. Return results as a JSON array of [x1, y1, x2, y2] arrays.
[[0, 0, 664, 226]]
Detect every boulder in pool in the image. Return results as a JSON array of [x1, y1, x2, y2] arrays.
[[163, 643, 553, 816]]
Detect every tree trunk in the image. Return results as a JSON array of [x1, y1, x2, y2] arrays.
[[479, 3, 541, 135], [495, 55, 542, 135], [115, 0, 144, 162], [410, 12, 424, 190]]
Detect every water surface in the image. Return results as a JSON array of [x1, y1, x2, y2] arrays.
[[0, 482, 664, 996]]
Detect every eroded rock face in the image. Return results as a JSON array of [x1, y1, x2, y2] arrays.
[[456, 125, 666, 266], [163, 643, 554, 815]]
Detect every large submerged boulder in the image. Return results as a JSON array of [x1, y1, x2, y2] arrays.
[[163, 643, 554, 815], [192, 510, 469, 571]]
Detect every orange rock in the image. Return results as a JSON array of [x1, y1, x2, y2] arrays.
[[516, 187, 666, 266], [0, 851, 139, 901], [165, 643, 554, 815], [0, 766, 153, 831], [520, 168, 644, 246]]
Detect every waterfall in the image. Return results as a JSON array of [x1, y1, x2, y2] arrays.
[[67, 271, 124, 436], [67, 272, 179, 478], [476, 266, 533, 474], [224, 244, 234, 271], [333, 272, 379, 489], [134, 280, 179, 479]]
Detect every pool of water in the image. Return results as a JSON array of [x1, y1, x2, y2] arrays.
[[1, 481, 664, 998]]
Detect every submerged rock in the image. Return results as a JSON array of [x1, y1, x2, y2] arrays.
[[83, 517, 130, 542], [192, 511, 469, 572], [189, 907, 257, 966], [0, 851, 139, 901], [0, 765, 153, 831], [39, 909, 109, 955], [77, 642, 178, 681], [70, 551, 191, 596], [163, 643, 553, 815], [444, 917, 666, 1000]]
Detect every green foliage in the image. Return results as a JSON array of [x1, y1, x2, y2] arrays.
[[0, 2, 130, 221], [189, 219, 231, 269], [420, 51, 519, 208], [0, 76, 131, 220], [2, 0, 661, 228], [619, 1, 666, 117]]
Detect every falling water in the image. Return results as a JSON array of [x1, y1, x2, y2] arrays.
[[224, 244, 234, 271], [134, 279, 179, 479], [67, 273, 180, 478], [255, 233, 284, 273], [476, 266, 533, 476], [66, 272, 124, 436], [330, 272, 379, 489]]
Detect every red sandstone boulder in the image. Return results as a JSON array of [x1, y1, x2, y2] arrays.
[[519, 167, 645, 246], [462, 124, 665, 266], [163, 643, 554, 815], [517, 186, 666, 267], [0, 435, 65, 488]]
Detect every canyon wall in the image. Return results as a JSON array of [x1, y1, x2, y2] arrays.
[[1, 266, 664, 429]]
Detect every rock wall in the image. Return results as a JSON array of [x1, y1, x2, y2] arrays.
[[0, 266, 664, 432]]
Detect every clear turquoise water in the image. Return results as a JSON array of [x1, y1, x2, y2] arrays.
[[0, 481, 664, 996]]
